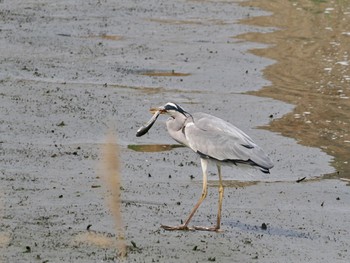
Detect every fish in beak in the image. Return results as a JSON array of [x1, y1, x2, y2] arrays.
[[136, 107, 163, 137]]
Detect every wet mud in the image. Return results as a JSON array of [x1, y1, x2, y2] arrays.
[[1, 0, 349, 262]]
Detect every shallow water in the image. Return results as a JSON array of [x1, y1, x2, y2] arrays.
[[128, 144, 185, 152], [238, 0, 350, 178]]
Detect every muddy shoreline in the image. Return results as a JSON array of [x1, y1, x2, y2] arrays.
[[1, 0, 349, 262]]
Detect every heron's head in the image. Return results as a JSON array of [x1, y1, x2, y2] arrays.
[[150, 102, 188, 117]]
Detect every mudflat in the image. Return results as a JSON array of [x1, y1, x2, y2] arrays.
[[1, 1, 349, 262]]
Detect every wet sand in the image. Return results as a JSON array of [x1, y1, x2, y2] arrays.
[[1, 0, 349, 262]]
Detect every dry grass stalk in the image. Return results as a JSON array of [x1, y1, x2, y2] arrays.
[[100, 131, 127, 258], [0, 233, 9, 249]]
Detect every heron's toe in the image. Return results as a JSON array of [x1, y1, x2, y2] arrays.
[[193, 226, 223, 232], [160, 224, 193, 231]]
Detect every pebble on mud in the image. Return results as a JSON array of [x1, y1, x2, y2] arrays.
[[296, 177, 306, 183], [56, 121, 66, 127], [131, 240, 137, 248]]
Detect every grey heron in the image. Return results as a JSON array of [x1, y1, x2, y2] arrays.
[[136, 102, 274, 231]]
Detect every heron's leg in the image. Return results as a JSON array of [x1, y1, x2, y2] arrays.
[[182, 158, 208, 225], [161, 158, 208, 231], [193, 164, 224, 232], [216, 164, 224, 230]]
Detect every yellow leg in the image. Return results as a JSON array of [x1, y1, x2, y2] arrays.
[[194, 164, 224, 232], [183, 158, 208, 226], [216, 164, 224, 230], [161, 159, 224, 232], [161, 158, 208, 231]]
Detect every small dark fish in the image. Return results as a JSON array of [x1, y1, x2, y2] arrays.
[[136, 110, 160, 137]]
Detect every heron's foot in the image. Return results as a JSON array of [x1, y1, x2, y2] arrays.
[[160, 224, 194, 231], [161, 224, 223, 232], [193, 225, 223, 232]]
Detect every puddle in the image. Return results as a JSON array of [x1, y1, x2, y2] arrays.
[[238, 0, 350, 178], [86, 34, 123, 41], [128, 144, 185, 152], [57, 34, 123, 41], [227, 220, 311, 239], [98, 35, 123, 41], [140, 70, 191, 77], [149, 18, 233, 26], [150, 18, 203, 25], [207, 180, 258, 188]]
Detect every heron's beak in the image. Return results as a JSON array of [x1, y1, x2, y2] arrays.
[[150, 107, 166, 114]]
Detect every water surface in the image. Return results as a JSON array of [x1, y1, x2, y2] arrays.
[[239, 0, 350, 178]]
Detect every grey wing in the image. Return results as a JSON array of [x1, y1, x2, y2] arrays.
[[193, 112, 256, 147], [185, 113, 273, 170]]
